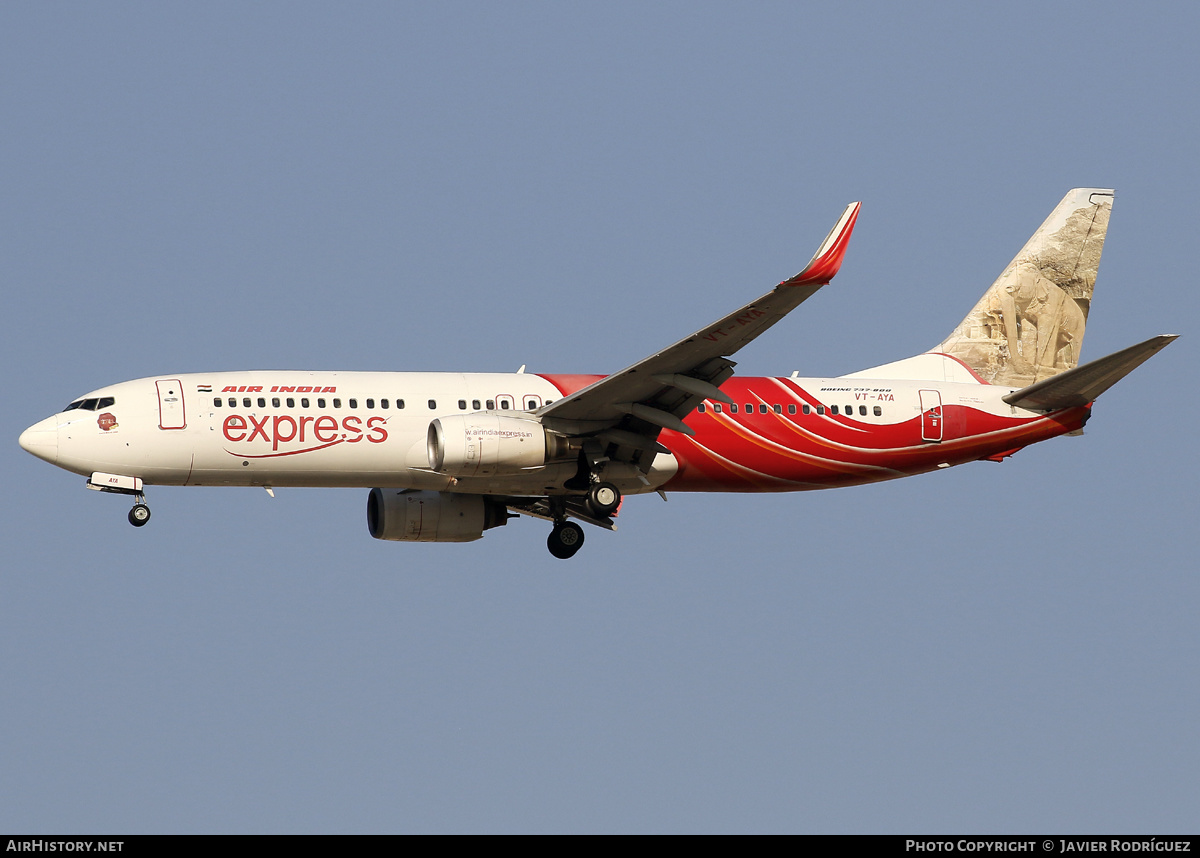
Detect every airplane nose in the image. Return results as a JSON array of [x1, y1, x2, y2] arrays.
[[18, 417, 58, 464]]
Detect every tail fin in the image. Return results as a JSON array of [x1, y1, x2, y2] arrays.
[[933, 188, 1114, 387]]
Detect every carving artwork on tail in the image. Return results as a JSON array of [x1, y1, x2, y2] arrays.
[[933, 188, 1113, 386]]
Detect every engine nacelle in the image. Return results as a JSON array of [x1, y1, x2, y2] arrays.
[[367, 489, 510, 543], [427, 413, 553, 477]]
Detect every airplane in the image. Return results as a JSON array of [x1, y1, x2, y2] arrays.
[[18, 188, 1176, 559]]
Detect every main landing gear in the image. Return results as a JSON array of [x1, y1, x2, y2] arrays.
[[542, 481, 622, 559], [586, 481, 621, 518], [547, 521, 585, 560], [544, 495, 587, 560]]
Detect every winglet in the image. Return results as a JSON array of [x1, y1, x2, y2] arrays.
[[781, 201, 861, 287]]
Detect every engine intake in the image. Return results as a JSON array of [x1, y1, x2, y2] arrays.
[[367, 489, 510, 542]]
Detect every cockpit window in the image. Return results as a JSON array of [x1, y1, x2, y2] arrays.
[[66, 396, 117, 412]]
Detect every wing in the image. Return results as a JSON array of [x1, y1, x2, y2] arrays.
[[537, 201, 861, 466]]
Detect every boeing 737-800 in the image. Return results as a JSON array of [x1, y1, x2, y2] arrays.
[[19, 189, 1176, 558]]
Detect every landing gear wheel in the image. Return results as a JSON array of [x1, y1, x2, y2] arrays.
[[128, 503, 151, 527], [547, 521, 585, 559], [586, 482, 621, 518]]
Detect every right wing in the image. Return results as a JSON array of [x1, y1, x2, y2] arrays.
[[537, 201, 861, 464]]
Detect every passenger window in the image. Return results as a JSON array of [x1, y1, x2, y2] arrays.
[[774, 404, 782, 414], [287, 398, 296, 408], [242, 398, 251, 408], [817, 406, 825, 415], [472, 400, 481, 410], [301, 398, 310, 408], [846, 404, 853, 415], [730, 404, 738, 413], [788, 404, 797, 415], [697, 403, 706, 413], [746, 403, 753, 413], [258, 397, 266, 408], [333, 398, 342, 408], [859, 405, 867, 416], [397, 399, 405, 409], [458, 399, 467, 410], [213, 398, 222, 407], [760, 404, 768, 414], [428, 400, 437, 410], [348, 399, 357, 409], [318, 398, 326, 408], [272, 397, 280, 407], [713, 403, 723, 413], [486, 399, 495, 409], [802, 404, 810, 415], [380, 399, 389, 409], [527, 399, 538, 410], [366, 399, 375, 409], [500, 400, 509, 410], [831, 405, 839, 415], [228, 398, 237, 408], [873, 406, 882, 416]]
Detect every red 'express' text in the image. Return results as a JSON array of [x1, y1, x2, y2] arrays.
[[223, 414, 388, 450]]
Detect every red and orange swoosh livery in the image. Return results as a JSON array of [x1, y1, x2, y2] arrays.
[[19, 189, 1177, 559]]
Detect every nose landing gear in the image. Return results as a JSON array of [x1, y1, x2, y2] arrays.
[[128, 500, 151, 527], [85, 473, 153, 529]]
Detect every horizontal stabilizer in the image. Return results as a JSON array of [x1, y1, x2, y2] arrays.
[[1003, 334, 1177, 410]]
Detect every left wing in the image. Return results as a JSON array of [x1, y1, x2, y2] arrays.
[[537, 201, 861, 464]]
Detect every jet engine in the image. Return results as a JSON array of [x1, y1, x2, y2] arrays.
[[367, 488, 510, 542], [428, 413, 569, 477]]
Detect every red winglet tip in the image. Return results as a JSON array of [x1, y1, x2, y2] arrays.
[[782, 201, 860, 287]]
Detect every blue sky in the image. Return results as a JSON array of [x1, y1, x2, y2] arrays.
[[2, 2, 1196, 833]]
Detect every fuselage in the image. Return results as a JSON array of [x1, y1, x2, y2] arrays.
[[19, 370, 1088, 496]]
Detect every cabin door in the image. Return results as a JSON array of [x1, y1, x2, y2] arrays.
[[156, 379, 187, 430], [919, 389, 943, 442]]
